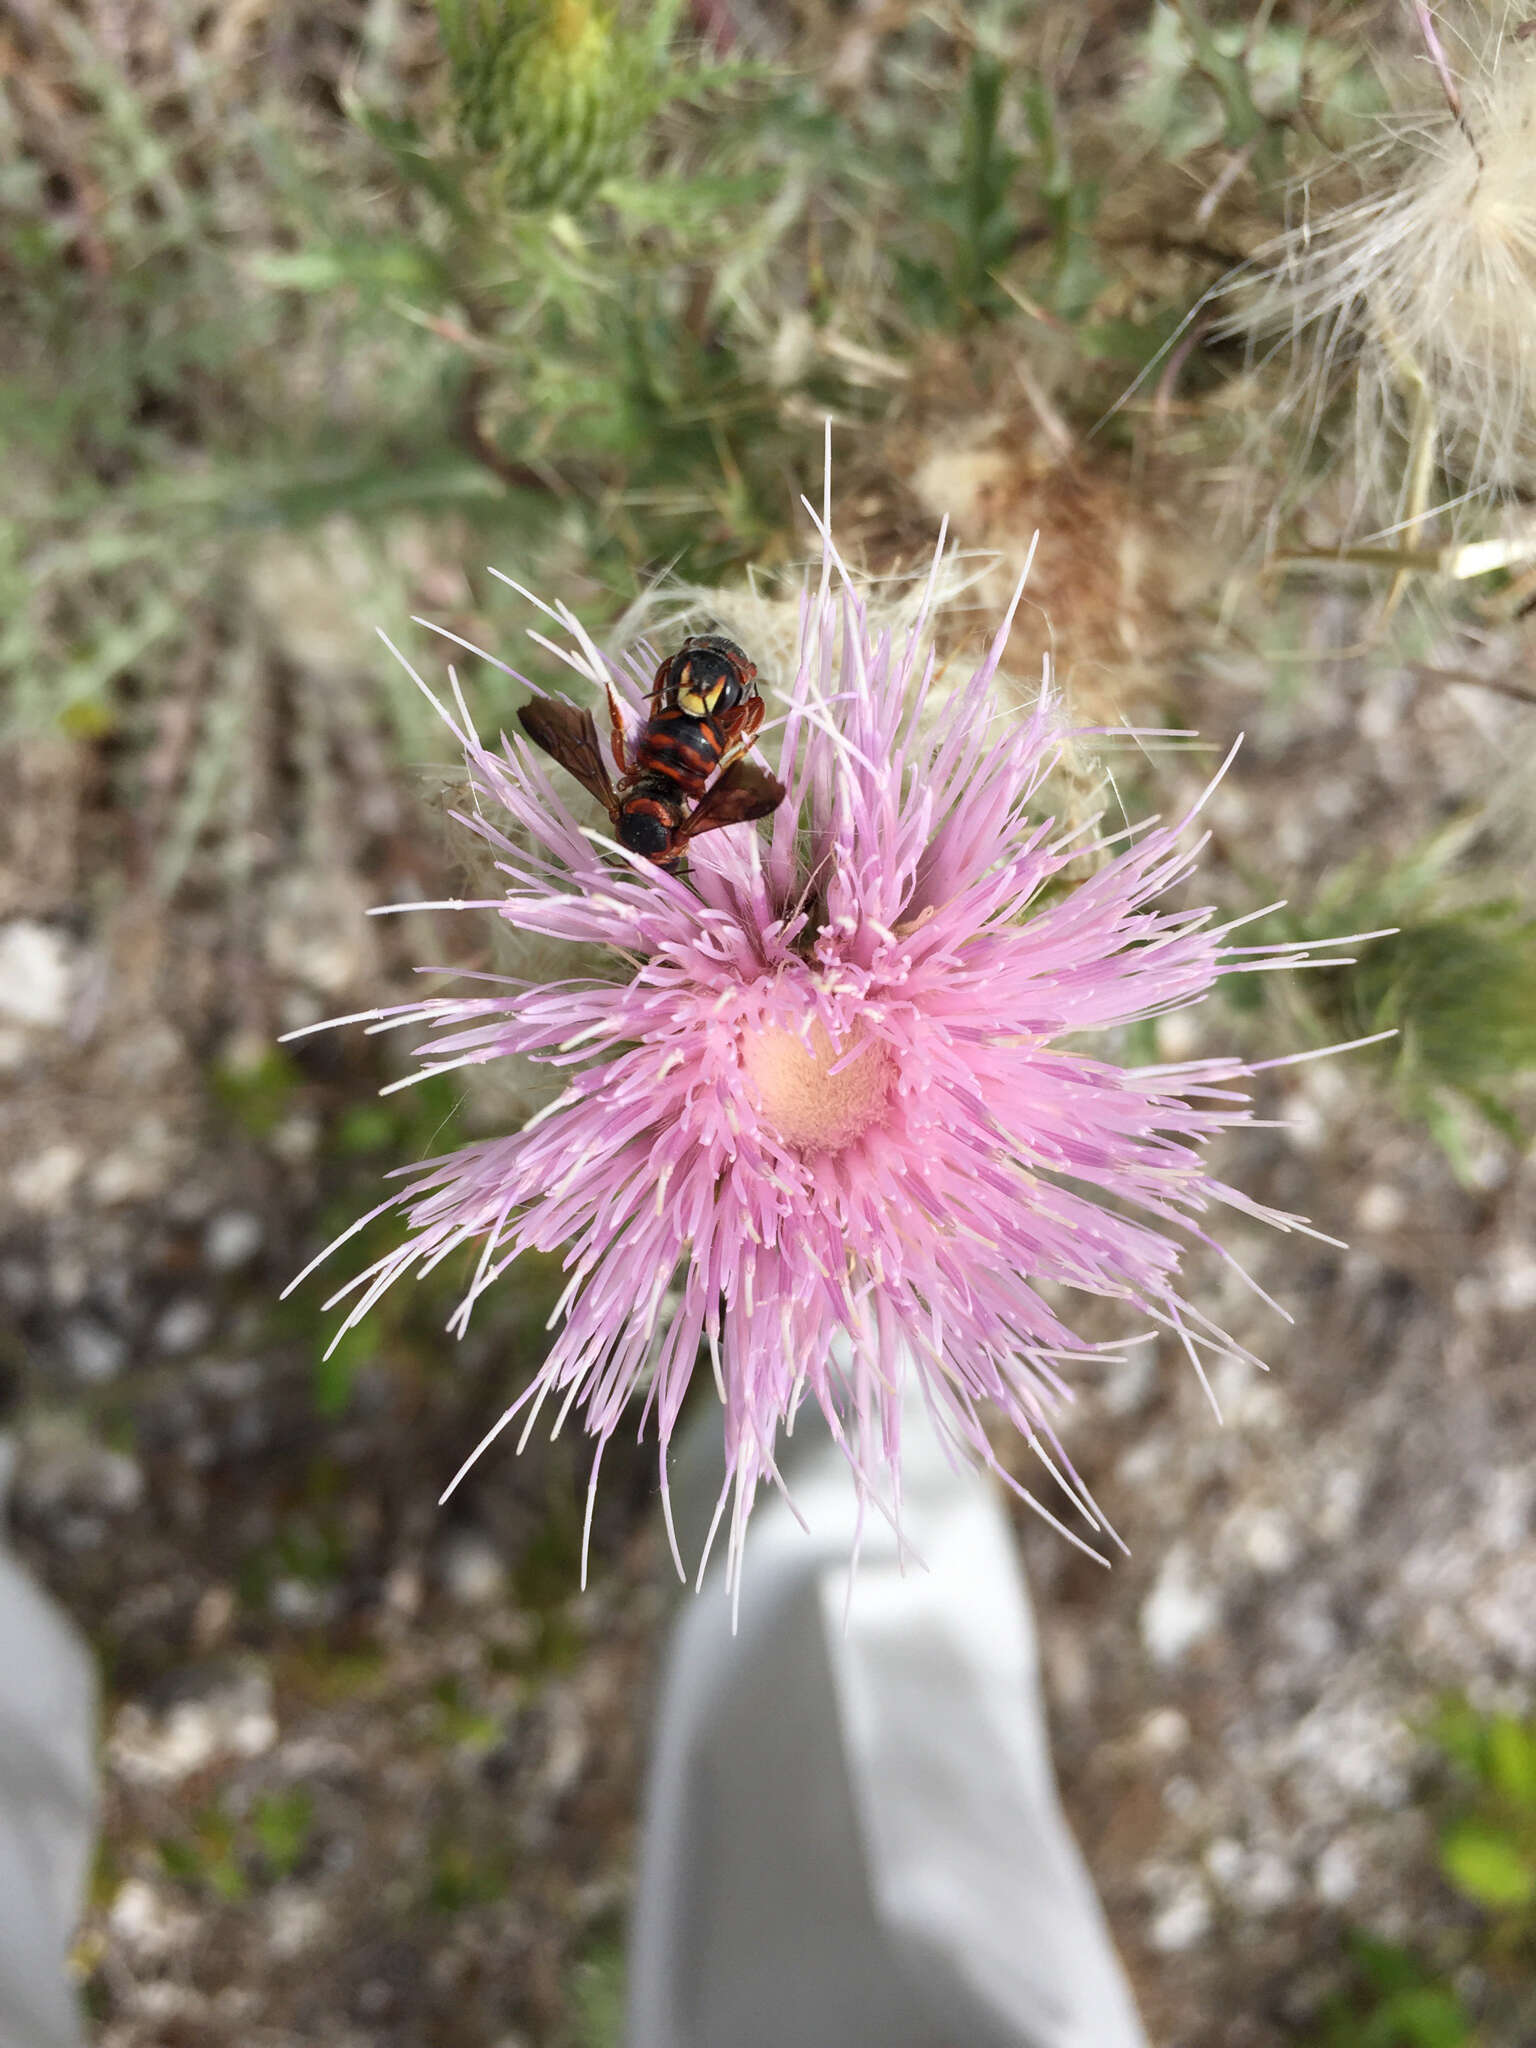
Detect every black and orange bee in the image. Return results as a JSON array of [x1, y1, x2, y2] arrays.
[[516, 634, 785, 873]]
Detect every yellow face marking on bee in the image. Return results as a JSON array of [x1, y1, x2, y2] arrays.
[[676, 679, 710, 716]]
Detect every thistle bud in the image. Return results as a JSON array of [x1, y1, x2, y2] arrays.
[[436, 0, 655, 211]]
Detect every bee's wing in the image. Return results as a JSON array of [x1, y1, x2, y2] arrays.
[[516, 699, 619, 817], [675, 758, 786, 843]]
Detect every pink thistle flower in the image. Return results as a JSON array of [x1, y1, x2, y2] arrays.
[[287, 500, 1378, 1591]]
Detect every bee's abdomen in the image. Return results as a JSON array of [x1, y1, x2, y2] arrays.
[[632, 711, 719, 800], [617, 789, 683, 863]]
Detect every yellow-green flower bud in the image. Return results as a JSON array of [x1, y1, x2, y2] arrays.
[[438, 0, 654, 211]]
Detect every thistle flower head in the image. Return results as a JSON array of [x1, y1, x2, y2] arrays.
[[1224, 13, 1536, 530], [290, 498, 1367, 1591]]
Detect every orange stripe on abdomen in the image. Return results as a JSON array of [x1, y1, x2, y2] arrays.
[[634, 714, 718, 798]]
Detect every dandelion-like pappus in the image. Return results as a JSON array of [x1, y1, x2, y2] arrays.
[[287, 498, 1378, 1591], [1222, 10, 1536, 530]]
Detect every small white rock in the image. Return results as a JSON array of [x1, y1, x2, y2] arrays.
[[439, 1532, 508, 1607], [1156, 1009, 1202, 1061], [204, 1210, 263, 1271], [1309, 774, 1355, 821], [1314, 1836, 1361, 1904], [1118, 1435, 1169, 1488], [1146, 1868, 1212, 1952], [1465, 1142, 1510, 1191], [48, 1249, 88, 1307], [108, 1877, 196, 1958], [19, 1424, 142, 1512], [1208, 1356, 1288, 1432], [154, 1297, 214, 1356], [1492, 1247, 1536, 1315], [1302, 1059, 1352, 1110], [1354, 1182, 1406, 1233], [271, 1578, 337, 1625], [1283, 1093, 1328, 1156], [1277, 1590, 1342, 1664], [544, 1720, 588, 1802], [383, 1562, 423, 1619], [1453, 1276, 1491, 1319], [1163, 1774, 1202, 1821], [1243, 1849, 1300, 1913], [12, 1142, 85, 1215], [1477, 1467, 1533, 1555], [1238, 1507, 1299, 1577], [1204, 1837, 1299, 1914], [1138, 1707, 1191, 1756], [1141, 1542, 1220, 1668], [268, 1113, 319, 1163], [0, 920, 75, 1028], [1315, 1464, 1364, 1542], [111, 1020, 184, 1086], [61, 1316, 128, 1384], [1100, 1343, 1158, 1418], [109, 1670, 277, 1785], [89, 1122, 175, 1206], [267, 1888, 329, 1960]]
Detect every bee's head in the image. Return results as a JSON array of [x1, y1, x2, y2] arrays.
[[666, 635, 757, 719]]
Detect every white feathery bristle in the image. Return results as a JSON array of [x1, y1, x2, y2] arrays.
[[1225, 14, 1536, 529]]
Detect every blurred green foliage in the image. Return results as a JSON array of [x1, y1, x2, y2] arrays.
[[566, 1932, 627, 2048], [1313, 1701, 1536, 2045], [157, 1788, 314, 1903], [158, 1805, 248, 1904], [1314, 1931, 1471, 2048], [432, 1673, 505, 1752], [1251, 835, 1536, 1174], [211, 1047, 310, 1143], [1433, 1703, 1536, 1917], [250, 1789, 317, 1882], [427, 1833, 513, 1910], [895, 51, 1027, 324]]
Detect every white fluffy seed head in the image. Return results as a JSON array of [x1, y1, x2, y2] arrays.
[[1225, 15, 1536, 531]]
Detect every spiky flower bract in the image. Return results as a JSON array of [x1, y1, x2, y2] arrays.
[[1223, 11, 1536, 535], [290, 508, 1363, 1591], [436, 0, 659, 210]]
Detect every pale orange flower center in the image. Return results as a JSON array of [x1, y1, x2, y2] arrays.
[[740, 1021, 896, 1154]]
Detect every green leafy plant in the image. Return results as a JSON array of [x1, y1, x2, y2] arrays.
[[1314, 1930, 1472, 2048], [431, 1674, 504, 1753], [566, 1932, 626, 2048], [427, 1836, 513, 1910], [1018, 75, 1104, 323], [1244, 834, 1536, 1174], [250, 1790, 316, 1882], [895, 51, 1026, 323], [1312, 1702, 1536, 2045], [1127, 0, 1314, 181], [1432, 1703, 1536, 1920], [157, 1806, 247, 1904], [159, 1791, 315, 1902]]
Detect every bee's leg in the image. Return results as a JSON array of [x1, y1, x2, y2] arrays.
[[714, 692, 765, 775], [643, 651, 673, 713], [605, 682, 632, 777]]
